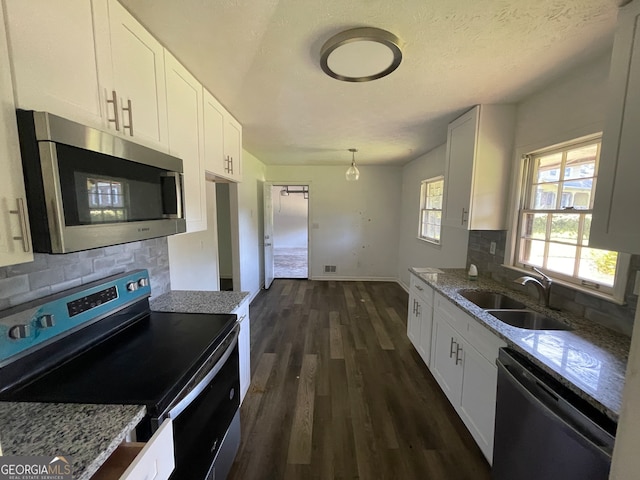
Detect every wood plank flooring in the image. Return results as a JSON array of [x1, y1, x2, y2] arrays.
[[228, 280, 491, 480]]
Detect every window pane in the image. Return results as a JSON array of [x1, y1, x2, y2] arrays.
[[547, 242, 577, 276], [565, 145, 597, 181], [522, 213, 547, 240], [561, 178, 592, 209], [535, 153, 563, 183], [582, 214, 592, 245], [519, 239, 545, 267], [579, 248, 616, 287], [549, 213, 580, 244], [532, 184, 558, 209]]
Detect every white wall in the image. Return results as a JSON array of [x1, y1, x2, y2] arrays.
[[513, 52, 611, 153], [237, 149, 267, 299], [167, 180, 220, 290], [272, 185, 308, 249], [267, 165, 402, 280], [396, 144, 470, 288]]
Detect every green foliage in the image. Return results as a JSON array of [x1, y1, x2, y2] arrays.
[[591, 250, 617, 276]]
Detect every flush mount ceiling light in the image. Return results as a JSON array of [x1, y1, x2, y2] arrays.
[[346, 148, 360, 181], [320, 27, 403, 82]]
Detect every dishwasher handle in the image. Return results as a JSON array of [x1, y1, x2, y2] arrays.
[[496, 358, 614, 459]]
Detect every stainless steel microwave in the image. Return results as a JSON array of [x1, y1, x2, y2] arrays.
[[16, 110, 186, 253]]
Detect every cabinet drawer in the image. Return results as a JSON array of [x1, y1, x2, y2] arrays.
[[410, 274, 434, 305], [466, 319, 507, 365], [434, 292, 468, 335], [93, 418, 174, 480]]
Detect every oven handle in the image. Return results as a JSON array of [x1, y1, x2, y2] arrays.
[[165, 323, 239, 421]]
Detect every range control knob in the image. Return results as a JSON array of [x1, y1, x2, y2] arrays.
[[126, 281, 139, 292], [138, 277, 149, 288], [9, 324, 31, 339], [38, 314, 55, 328]]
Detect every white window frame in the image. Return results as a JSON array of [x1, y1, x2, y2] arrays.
[[506, 134, 630, 304], [418, 176, 444, 245]]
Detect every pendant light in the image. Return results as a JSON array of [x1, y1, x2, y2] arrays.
[[346, 148, 360, 181]]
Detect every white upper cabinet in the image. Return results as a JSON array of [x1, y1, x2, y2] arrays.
[[4, 0, 104, 128], [224, 115, 243, 182], [443, 105, 516, 230], [164, 51, 206, 232], [203, 90, 226, 175], [202, 88, 243, 182], [93, 0, 169, 149], [591, 0, 640, 254], [0, 0, 33, 267]]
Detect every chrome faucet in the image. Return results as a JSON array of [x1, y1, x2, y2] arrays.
[[514, 267, 552, 307]]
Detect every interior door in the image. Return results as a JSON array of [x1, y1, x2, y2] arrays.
[[263, 182, 274, 289]]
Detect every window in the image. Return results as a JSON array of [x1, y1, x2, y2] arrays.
[[515, 138, 625, 296], [418, 176, 444, 244]]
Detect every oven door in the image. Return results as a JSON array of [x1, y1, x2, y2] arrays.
[[163, 327, 241, 480]]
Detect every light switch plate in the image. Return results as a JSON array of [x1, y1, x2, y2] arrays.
[[634, 271, 640, 296], [490, 241, 497, 255]]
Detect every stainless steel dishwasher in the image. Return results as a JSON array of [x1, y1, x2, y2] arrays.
[[492, 348, 616, 480]]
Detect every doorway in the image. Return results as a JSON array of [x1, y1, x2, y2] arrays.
[[216, 182, 234, 291], [271, 185, 309, 279]]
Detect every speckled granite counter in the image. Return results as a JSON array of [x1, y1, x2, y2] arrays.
[[150, 290, 250, 314], [0, 402, 145, 480], [409, 267, 630, 422]]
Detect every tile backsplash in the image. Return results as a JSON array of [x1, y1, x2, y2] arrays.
[[0, 237, 170, 310], [467, 230, 639, 336]]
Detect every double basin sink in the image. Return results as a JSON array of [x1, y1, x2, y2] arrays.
[[458, 290, 571, 331]]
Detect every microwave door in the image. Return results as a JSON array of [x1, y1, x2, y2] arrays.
[[38, 141, 67, 253]]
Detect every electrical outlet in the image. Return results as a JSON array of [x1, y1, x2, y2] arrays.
[[634, 271, 640, 296], [490, 241, 497, 255]]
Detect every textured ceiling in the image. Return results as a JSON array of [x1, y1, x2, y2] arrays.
[[119, 0, 622, 166]]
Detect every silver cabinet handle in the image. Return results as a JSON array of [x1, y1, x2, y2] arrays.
[[416, 303, 421, 316], [461, 207, 468, 225], [9, 198, 31, 252], [455, 344, 463, 365], [449, 337, 457, 358], [122, 98, 134, 136], [264, 243, 272, 247], [106, 90, 120, 131]]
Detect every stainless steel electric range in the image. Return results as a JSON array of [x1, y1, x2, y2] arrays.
[[0, 269, 240, 480]]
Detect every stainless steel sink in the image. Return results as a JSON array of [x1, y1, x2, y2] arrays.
[[458, 290, 527, 310], [486, 309, 571, 331]]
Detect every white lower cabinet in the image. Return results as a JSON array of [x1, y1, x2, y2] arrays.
[[407, 274, 434, 366], [93, 418, 175, 480], [429, 292, 506, 463], [233, 299, 251, 403]]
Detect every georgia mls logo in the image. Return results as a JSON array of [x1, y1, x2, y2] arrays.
[[0, 455, 73, 480]]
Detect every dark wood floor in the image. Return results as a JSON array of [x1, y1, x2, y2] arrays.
[[228, 280, 490, 480]]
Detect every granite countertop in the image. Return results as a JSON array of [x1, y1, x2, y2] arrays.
[[0, 402, 146, 480], [409, 267, 630, 422], [150, 290, 250, 314]]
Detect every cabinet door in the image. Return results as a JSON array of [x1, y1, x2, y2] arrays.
[[105, 0, 168, 148], [4, 0, 104, 128], [224, 116, 242, 181], [459, 342, 498, 463], [417, 297, 433, 366], [0, 1, 33, 267], [430, 315, 464, 406], [203, 89, 226, 176], [165, 51, 206, 232], [407, 293, 421, 347], [591, 1, 640, 254], [443, 107, 477, 228]]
